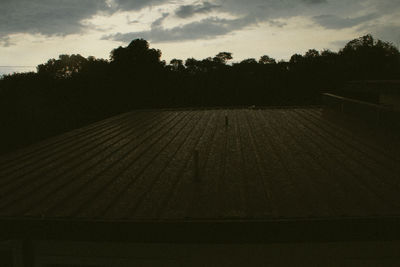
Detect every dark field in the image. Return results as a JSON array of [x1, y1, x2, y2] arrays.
[[0, 107, 399, 222]]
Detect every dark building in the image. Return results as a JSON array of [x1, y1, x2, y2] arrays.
[[1, 104, 400, 266]]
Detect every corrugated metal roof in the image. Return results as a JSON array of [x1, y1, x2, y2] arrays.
[[0, 107, 399, 222]]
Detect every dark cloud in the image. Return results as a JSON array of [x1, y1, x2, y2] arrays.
[[103, 15, 257, 43], [302, 0, 326, 4], [112, 0, 166, 11], [312, 13, 379, 29], [103, 0, 336, 44], [0, 0, 168, 47], [175, 2, 221, 18], [104, 0, 399, 45], [0, 0, 109, 39], [372, 0, 400, 15]]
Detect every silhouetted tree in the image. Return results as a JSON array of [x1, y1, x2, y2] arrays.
[[169, 59, 185, 71], [339, 34, 400, 79], [213, 52, 233, 64], [110, 39, 163, 72], [37, 54, 88, 78], [289, 54, 304, 65], [304, 49, 320, 58], [259, 55, 276, 64], [239, 58, 258, 65]]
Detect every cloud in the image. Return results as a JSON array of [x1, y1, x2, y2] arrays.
[[330, 23, 400, 50], [366, 24, 400, 46], [103, 15, 258, 43], [175, 2, 221, 18], [372, 0, 400, 15], [312, 13, 379, 29], [102, 0, 340, 44], [268, 20, 287, 28], [1, 0, 399, 48], [112, 0, 167, 11], [302, 0, 326, 4], [0, 36, 15, 47], [151, 12, 170, 28], [0, 0, 168, 47], [0, 0, 109, 41], [103, 0, 396, 45]]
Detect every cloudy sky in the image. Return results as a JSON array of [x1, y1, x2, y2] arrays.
[[1, 0, 399, 75]]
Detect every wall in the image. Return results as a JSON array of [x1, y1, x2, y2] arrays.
[[3, 239, 400, 266]]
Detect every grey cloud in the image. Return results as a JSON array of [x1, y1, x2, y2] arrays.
[[104, 0, 394, 45], [371, 1, 400, 16], [175, 2, 221, 18], [1, 0, 399, 48], [151, 13, 170, 28], [302, 0, 326, 4], [112, 0, 166, 11], [212, 0, 368, 20], [0, 0, 168, 47], [312, 13, 379, 29], [0, 0, 109, 42], [330, 24, 400, 49], [103, 15, 257, 43], [364, 24, 400, 47]]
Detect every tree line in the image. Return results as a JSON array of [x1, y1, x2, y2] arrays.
[[0, 34, 399, 154]]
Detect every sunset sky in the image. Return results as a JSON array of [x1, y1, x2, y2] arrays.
[[1, 0, 399, 76]]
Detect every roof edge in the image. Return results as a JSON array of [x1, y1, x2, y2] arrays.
[[1, 216, 400, 243]]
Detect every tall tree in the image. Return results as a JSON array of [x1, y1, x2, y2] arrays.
[[213, 52, 233, 64]]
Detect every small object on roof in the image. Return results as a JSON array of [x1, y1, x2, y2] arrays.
[[194, 149, 200, 182]]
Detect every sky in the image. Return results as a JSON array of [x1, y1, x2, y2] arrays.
[[1, 0, 400, 76]]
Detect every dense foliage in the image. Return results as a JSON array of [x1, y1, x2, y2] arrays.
[[0, 35, 399, 154]]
